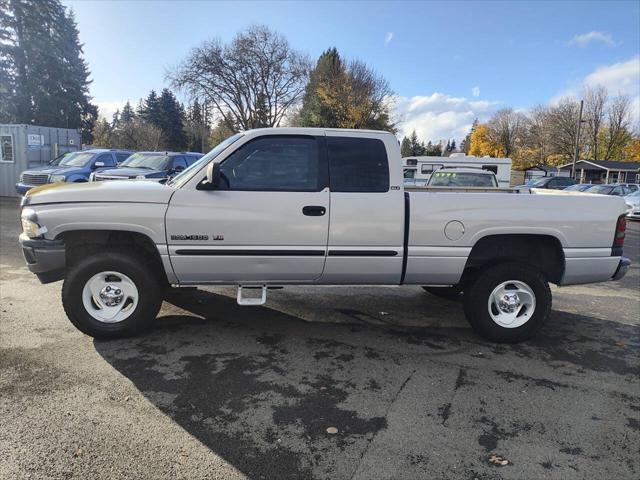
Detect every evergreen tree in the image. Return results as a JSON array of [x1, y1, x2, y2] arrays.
[[461, 119, 478, 155], [138, 90, 161, 125], [401, 130, 426, 156], [185, 100, 210, 152], [157, 88, 187, 150], [450, 139, 456, 151], [121, 101, 135, 123], [400, 136, 412, 157], [424, 141, 442, 156], [298, 47, 347, 127], [0, 1, 97, 142], [111, 109, 120, 129], [297, 47, 395, 131], [91, 117, 112, 147]]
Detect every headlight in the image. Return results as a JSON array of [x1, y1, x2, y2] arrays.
[[50, 175, 66, 183], [135, 175, 147, 180], [21, 208, 46, 238]]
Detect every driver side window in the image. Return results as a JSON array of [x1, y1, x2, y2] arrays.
[[219, 136, 324, 191], [95, 153, 115, 167]]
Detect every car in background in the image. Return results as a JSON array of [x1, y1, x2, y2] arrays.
[[563, 183, 594, 192], [515, 176, 577, 190], [15, 149, 134, 195], [426, 167, 498, 188], [624, 190, 640, 220], [584, 184, 638, 197], [91, 151, 203, 182]]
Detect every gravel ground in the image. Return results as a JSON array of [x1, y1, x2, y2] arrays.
[[1, 196, 638, 480]]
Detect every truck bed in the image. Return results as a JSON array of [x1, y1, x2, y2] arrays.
[[405, 186, 525, 193]]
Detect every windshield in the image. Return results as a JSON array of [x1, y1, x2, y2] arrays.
[[529, 177, 550, 187], [168, 133, 244, 188], [429, 171, 497, 187], [586, 185, 614, 194], [121, 153, 168, 170], [59, 152, 95, 167], [49, 153, 68, 166], [627, 190, 640, 198]]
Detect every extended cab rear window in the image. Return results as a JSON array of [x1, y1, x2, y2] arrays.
[[328, 137, 389, 192]]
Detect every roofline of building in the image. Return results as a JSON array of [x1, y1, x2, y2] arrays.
[[558, 160, 640, 171]]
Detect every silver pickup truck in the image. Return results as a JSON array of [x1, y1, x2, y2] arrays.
[[18, 128, 630, 342]]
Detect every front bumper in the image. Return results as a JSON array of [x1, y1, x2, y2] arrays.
[[19, 234, 66, 283], [612, 257, 631, 281], [626, 208, 640, 220]]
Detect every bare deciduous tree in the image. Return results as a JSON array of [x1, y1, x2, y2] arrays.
[[488, 108, 526, 157], [119, 118, 164, 150], [547, 98, 583, 159], [583, 86, 608, 160], [524, 105, 552, 164], [603, 94, 632, 160], [169, 25, 310, 131]]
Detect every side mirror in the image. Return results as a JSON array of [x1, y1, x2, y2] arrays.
[[174, 164, 185, 173], [93, 161, 105, 169], [197, 162, 221, 191]]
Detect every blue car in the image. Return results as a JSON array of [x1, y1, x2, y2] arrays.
[[16, 149, 133, 195], [91, 151, 203, 182]]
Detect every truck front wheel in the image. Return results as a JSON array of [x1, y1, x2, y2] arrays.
[[62, 250, 163, 338], [463, 262, 551, 343]]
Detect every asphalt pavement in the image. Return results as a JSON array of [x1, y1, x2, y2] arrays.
[[1, 196, 638, 480]]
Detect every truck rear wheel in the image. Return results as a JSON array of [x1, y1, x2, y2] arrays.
[[463, 262, 551, 343], [62, 250, 162, 338]]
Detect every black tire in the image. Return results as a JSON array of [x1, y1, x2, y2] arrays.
[[422, 285, 462, 299], [463, 262, 551, 343], [62, 250, 163, 338]]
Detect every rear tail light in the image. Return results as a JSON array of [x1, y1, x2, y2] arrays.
[[612, 214, 626, 255]]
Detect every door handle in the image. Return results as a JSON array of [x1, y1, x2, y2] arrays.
[[302, 205, 326, 216]]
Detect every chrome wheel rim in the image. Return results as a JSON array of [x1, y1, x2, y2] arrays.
[[82, 271, 138, 323], [487, 280, 536, 328]]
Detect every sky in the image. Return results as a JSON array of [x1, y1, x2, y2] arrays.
[[63, 0, 640, 143]]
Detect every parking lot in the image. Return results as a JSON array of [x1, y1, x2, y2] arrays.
[[1, 196, 638, 479]]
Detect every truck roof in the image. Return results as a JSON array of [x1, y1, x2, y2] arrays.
[[245, 127, 396, 136]]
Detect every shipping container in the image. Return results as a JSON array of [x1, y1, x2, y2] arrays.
[[0, 124, 81, 197]]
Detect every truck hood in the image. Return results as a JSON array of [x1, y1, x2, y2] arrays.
[[95, 167, 166, 178], [23, 165, 84, 176], [24, 180, 175, 206]]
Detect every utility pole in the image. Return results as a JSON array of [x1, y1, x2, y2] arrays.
[[571, 99, 584, 179]]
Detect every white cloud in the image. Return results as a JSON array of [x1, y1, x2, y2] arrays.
[[95, 100, 125, 120], [583, 56, 640, 94], [385, 32, 394, 45], [471, 86, 480, 97], [553, 56, 640, 124], [567, 31, 618, 48], [394, 92, 500, 143]]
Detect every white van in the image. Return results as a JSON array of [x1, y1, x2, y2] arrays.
[[403, 153, 512, 187]]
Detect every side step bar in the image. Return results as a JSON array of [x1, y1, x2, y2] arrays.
[[236, 285, 267, 306]]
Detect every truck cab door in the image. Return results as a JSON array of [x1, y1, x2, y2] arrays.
[[166, 134, 329, 284], [321, 133, 405, 284]]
